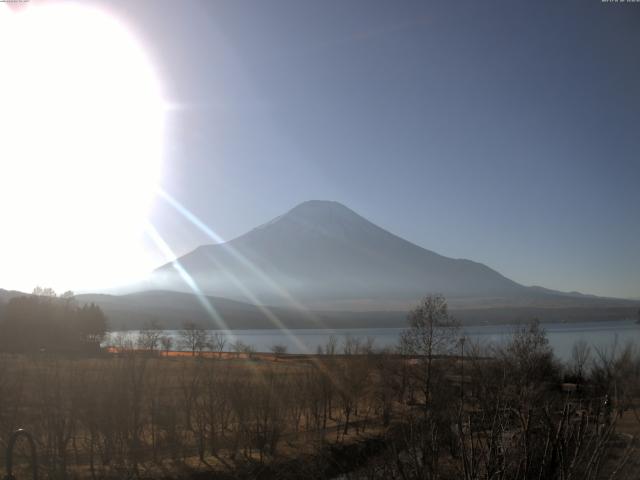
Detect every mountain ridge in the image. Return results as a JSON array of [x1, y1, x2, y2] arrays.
[[150, 200, 620, 310]]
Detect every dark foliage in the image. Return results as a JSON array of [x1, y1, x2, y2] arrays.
[[0, 295, 107, 353]]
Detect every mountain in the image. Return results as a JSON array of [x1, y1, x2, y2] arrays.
[[2, 202, 636, 329], [0, 288, 28, 302], [0, 288, 30, 317], [150, 200, 630, 311]]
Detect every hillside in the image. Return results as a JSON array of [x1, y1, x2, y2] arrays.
[[75, 290, 640, 330]]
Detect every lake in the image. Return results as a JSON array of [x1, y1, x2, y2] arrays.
[[112, 319, 640, 361]]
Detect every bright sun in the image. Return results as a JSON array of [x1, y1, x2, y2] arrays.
[[0, 4, 165, 292]]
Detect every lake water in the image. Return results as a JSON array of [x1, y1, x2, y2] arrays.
[[112, 319, 640, 361]]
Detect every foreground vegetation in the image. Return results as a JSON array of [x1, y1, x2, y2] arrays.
[[0, 295, 639, 479]]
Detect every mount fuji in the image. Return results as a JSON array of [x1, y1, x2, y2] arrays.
[[150, 200, 623, 312]]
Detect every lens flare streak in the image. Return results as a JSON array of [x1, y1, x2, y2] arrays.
[[144, 221, 229, 331], [156, 187, 329, 351]]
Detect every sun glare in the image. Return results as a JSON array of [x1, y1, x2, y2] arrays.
[[0, 4, 165, 291]]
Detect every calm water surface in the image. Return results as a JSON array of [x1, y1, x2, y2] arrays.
[[114, 320, 640, 361]]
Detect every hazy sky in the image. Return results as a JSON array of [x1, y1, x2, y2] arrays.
[[91, 0, 638, 298]]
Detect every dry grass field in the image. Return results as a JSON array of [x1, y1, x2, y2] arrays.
[[0, 350, 403, 479], [0, 345, 639, 479]]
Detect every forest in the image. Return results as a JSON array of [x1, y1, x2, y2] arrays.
[[0, 290, 107, 354]]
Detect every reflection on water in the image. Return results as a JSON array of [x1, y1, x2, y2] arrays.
[[113, 319, 640, 361]]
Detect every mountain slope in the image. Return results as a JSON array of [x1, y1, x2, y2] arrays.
[[74, 290, 640, 330], [151, 200, 603, 310], [75, 290, 322, 330]]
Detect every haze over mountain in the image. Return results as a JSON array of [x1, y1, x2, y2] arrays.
[[150, 200, 630, 311], [3, 196, 638, 330]]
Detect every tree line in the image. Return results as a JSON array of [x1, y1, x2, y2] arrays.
[[0, 288, 107, 353]]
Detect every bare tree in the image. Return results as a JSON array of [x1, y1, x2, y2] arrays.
[[228, 340, 256, 360], [400, 294, 459, 404], [496, 319, 558, 401], [137, 320, 163, 353], [209, 331, 227, 357], [160, 335, 173, 357], [342, 336, 376, 355], [110, 332, 135, 353], [243, 343, 256, 359], [343, 335, 361, 355], [570, 338, 591, 382], [179, 321, 208, 356], [32, 286, 57, 297], [317, 334, 338, 355], [270, 344, 288, 360]]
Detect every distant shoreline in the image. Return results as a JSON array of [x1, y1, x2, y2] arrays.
[[105, 305, 640, 331], [106, 318, 640, 361], [109, 316, 639, 332]]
